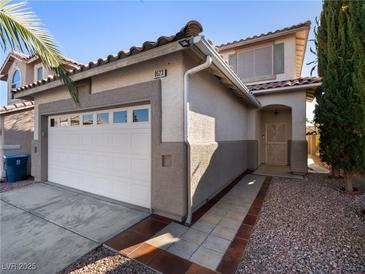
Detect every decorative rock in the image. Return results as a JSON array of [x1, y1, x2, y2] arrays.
[[237, 174, 365, 274]]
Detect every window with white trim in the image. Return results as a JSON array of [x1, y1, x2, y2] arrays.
[[59, 117, 69, 127], [11, 69, 21, 89], [228, 43, 285, 81], [36, 66, 44, 81], [133, 108, 149, 122], [113, 111, 127, 124], [82, 114, 94, 126], [70, 115, 80, 126], [96, 112, 109, 125]]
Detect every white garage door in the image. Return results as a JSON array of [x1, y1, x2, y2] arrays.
[[48, 105, 151, 208]]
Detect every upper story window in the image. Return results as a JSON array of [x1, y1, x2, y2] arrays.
[[36, 66, 44, 81], [11, 69, 21, 89], [228, 43, 284, 82], [34, 64, 44, 81]]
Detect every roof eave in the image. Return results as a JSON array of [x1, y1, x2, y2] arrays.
[[218, 25, 310, 52], [14, 41, 186, 99], [296, 26, 311, 77], [251, 82, 321, 102]]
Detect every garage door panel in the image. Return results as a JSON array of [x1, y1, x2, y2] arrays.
[[131, 133, 151, 155], [110, 156, 131, 175], [131, 158, 150, 180], [48, 105, 151, 208]]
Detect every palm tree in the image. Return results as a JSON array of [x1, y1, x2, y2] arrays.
[[0, 0, 78, 102]]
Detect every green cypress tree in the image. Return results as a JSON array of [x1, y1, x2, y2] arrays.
[[314, 0, 365, 191]]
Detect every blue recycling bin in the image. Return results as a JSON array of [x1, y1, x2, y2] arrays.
[[3, 154, 29, 182]]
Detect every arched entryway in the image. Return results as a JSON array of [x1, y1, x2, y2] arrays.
[[259, 104, 292, 166]]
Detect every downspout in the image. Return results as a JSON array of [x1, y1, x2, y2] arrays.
[[183, 56, 212, 225]]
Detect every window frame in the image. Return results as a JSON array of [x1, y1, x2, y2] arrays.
[[113, 110, 128, 124], [82, 113, 94, 126], [235, 42, 285, 82], [59, 116, 69, 127], [48, 105, 150, 130], [96, 112, 109, 126], [70, 114, 81, 127], [132, 107, 150, 123], [11, 69, 21, 90], [34, 63, 44, 81]]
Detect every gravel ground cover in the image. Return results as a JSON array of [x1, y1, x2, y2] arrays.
[[238, 174, 365, 273], [0, 177, 35, 192], [59, 246, 158, 274]]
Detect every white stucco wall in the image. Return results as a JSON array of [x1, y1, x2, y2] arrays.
[[33, 52, 185, 142], [220, 34, 297, 84]]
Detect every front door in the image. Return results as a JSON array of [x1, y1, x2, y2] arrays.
[[265, 122, 288, 165]]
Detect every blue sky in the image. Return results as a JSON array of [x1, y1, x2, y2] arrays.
[[0, 0, 322, 117]]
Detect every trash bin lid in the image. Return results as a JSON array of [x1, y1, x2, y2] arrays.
[[3, 154, 30, 159]]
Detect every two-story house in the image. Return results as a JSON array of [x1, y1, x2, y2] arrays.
[[0, 52, 80, 179], [9, 20, 320, 223], [217, 21, 321, 176]]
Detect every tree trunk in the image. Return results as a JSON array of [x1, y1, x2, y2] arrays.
[[331, 166, 340, 178], [344, 172, 353, 192]]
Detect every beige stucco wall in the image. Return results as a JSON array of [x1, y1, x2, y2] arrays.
[[220, 34, 297, 84], [250, 90, 307, 173], [255, 90, 306, 140], [186, 54, 251, 210], [33, 52, 185, 143], [0, 108, 34, 177], [6, 59, 53, 105], [188, 70, 248, 142]]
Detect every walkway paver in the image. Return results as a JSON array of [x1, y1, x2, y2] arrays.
[[105, 173, 269, 273], [145, 174, 265, 271]]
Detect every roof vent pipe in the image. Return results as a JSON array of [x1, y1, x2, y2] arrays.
[[183, 56, 212, 225]]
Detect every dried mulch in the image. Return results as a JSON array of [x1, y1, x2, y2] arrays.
[[237, 174, 365, 273]]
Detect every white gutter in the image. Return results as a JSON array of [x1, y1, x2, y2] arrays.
[[251, 82, 321, 95], [191, 36, 260, 107], [184, 56, 212, 225]]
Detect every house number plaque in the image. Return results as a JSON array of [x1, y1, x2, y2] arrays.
[[154, 69, 167, 79]]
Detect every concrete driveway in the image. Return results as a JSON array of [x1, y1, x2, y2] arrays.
[[0, 183, 149, 274]]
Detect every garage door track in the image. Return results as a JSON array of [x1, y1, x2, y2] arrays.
[[0, 183, 149, 274]]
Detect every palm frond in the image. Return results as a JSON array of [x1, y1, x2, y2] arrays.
[[0, 0, 78, 102]]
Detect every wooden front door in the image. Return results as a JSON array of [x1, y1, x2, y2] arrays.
[[265, 122, 288, 165]]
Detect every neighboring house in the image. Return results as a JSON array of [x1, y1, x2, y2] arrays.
[[0, 52, 80, 179], [12, 20, 321, 223]]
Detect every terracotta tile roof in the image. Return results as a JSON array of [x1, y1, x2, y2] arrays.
[[9, 51, 31, 60], [14, 20, 203, 93], [0, 51, 82, 81], [217, 21, 311, 50], [0, 101, 34, 114], [246, 77, 321, 92], [8, 51, 81, 66]]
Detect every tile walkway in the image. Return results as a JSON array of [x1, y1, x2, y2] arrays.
[[253, 164, 304, 179], [105, 173, 272, 274], [144, 174, 265, 271]]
